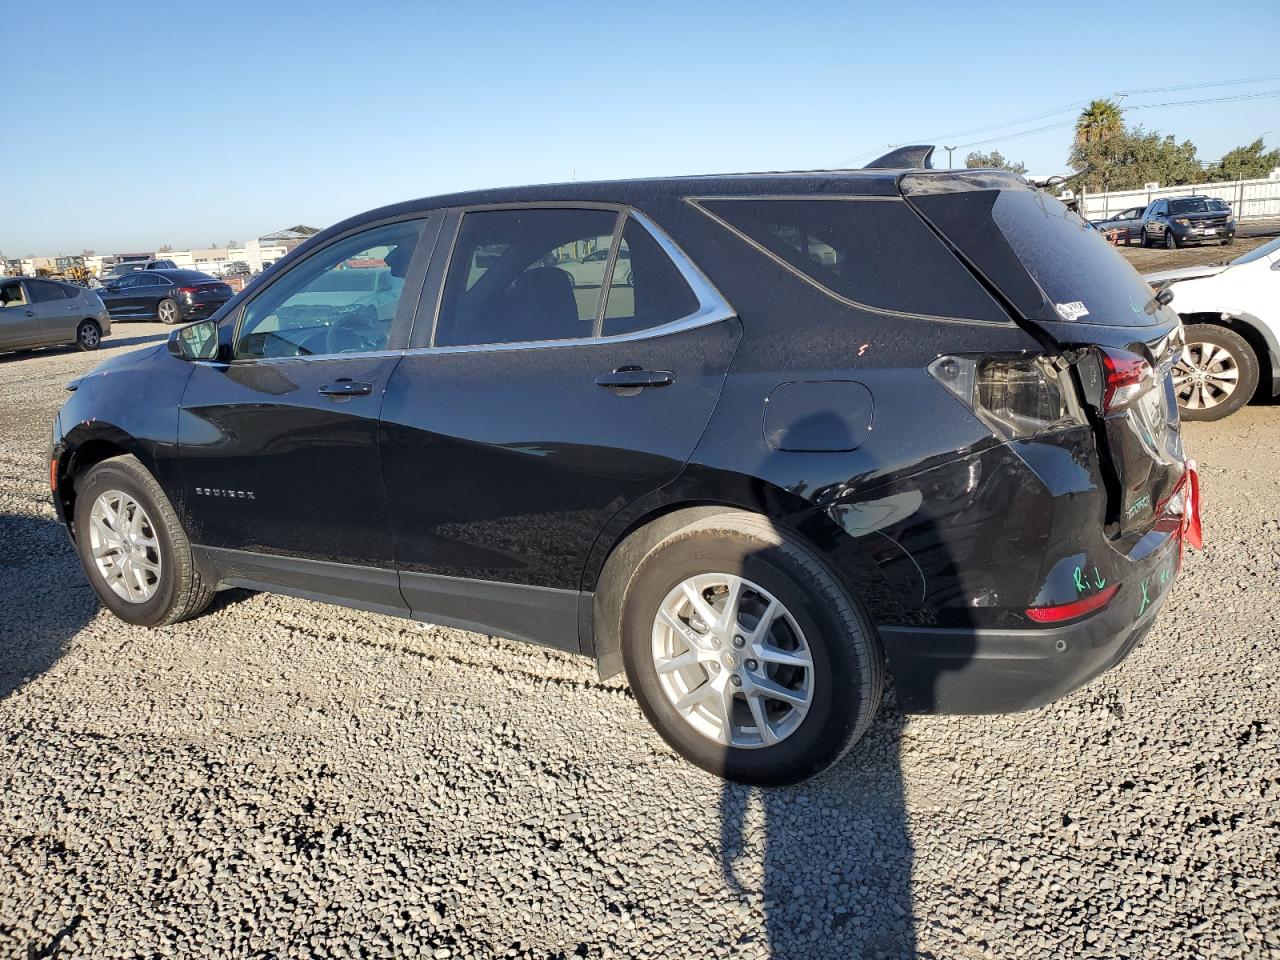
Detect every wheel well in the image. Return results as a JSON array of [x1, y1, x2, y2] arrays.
[[1180, 312, 1272, 398], [57, 439, 129, 535]]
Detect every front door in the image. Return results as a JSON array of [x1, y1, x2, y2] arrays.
[[177, 215, 439, 613], [379, 207, 740, 648], [0, 280, 39, 348]]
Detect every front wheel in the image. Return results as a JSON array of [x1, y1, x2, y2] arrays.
[[1165, 229, 1179, 250], [157, 298, 180, 325], [73, 454, 214, 626], [1141, 229, 1152, 248], [621, 512, 884, 785], [1174, 323, 1259, 421], [76, 320, 101, 351]]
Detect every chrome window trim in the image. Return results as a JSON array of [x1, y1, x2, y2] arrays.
[[415, 206, 736, 356], [686, 195, 1019, 328]]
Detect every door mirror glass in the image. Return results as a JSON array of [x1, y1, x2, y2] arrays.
[[168, 319, 219, 361]]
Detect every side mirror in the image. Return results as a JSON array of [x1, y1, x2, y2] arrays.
[[167, 319, 220, 361]]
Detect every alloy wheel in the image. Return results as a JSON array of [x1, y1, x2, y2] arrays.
[[79, 324, 99, 348], [88, 489, 163, 603], [651, 573, 814, 749], [158, 300, 178, 324], [1174, 341, 1240, 411]]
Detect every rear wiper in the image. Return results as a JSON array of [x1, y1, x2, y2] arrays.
[[1026, 165, 1094, 191], [1144, 281, 1175, 316]]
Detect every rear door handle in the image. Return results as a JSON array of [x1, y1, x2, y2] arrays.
[[318, 379, 373, 397], [594, 368, 675, 389]]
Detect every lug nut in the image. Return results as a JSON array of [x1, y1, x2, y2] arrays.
[[730, 675, 742, 687], [732, 635, 745, 648], [745, 659, 758, 671]]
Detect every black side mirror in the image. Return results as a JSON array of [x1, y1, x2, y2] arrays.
[[167, 319, 220, 361]]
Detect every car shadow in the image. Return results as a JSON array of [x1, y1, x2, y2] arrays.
[[0, 331, 167, 364], [102, 332, 170, 350], [0, 514, 97, 700]]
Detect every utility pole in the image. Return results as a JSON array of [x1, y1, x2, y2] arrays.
[[944, 146, 956, 169]]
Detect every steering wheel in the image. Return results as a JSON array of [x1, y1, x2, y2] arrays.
[[324, 307, 379, 355]]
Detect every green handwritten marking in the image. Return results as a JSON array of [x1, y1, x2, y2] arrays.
[[1125, 494, 1152, 519], [1159, 567, 1170, 585], [1139, 580, 1151, 616], [1092, 566, 1106, 589], [1073, 566, 1087, 594]]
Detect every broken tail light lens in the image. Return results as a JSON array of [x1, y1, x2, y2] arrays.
[[929, 354, 1089, 440]]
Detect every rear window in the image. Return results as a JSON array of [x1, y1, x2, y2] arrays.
[[907, 181, 1161, 327], [696, 198, 1006, 322]]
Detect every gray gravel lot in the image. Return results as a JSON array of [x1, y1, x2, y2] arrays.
[[1, 325, 1277, 959]]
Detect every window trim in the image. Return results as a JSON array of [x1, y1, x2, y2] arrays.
[[687, 194, 1018, 327], [410, 203, 734, 355]]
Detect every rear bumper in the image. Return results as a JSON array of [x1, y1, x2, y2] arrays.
[[179, 301, 227, 320], [880, 533, 1180, 714]]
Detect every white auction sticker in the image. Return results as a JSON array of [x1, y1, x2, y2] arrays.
[[1056, 301, 1090, 321]]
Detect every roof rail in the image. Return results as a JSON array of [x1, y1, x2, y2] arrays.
[[864, 145, 935, 170]]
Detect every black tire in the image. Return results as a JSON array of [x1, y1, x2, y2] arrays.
[[1141, 229, 1152, 248], [76, 320, 101, 351], [1222, 237, 1234, 246], [1165, 229, 1178, 250], [157, 298, 180, 325], [73, 454, 214, 626], [620, 511, 884, 785], [1176, 323, 1259, 422]]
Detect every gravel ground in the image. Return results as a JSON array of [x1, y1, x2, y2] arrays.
[[1116, 219, 1278, 274], [1, 324, 1277, 960]]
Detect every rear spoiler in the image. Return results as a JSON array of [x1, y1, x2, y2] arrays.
[[864, 145, 935, 170]]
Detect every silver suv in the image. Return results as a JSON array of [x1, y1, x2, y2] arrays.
[[0, 277, 111, 353]]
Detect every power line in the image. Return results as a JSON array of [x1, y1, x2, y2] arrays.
[[1116, 72, 1280, 98]]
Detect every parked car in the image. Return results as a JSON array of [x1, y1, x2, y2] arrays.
[[51, 163, 1200, 784], [558, 245, 633, 288], [1092, 206, 1147, 245], [96, 259, 179, 286], [98, 269, 233, 324], [1140, 196, 1235, 249], [1, 277, 110, 353], [1145, 235, 1280, 420], [222, 261, 252, 278]]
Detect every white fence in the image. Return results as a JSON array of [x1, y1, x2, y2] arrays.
[[1080, 170, 1280, 222]]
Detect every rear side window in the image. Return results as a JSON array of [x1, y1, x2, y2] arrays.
[[696, 198, 1006, 322], [601, 217, 699, 336], [435, 208, 618, 347], [26, 280, 70, 303]]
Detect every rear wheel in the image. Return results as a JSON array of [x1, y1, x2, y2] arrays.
[[621, 512, 883, 785], [157, 298, 180, 325], [1174, 323, 1259, 421], [73, 454, 214, 626], [76, 320, 101, 351]]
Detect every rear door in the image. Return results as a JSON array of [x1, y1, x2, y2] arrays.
[[177, 215, 439, 611], [0, 280, 40, 348], [903, 173, 1184, 541], [379, 206, 740, 648]]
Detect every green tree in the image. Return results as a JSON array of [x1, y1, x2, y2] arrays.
[[1070, 124, 1200, 191], [964, 150, 1027, 174], [1075, 99, 1124, 149], [1206, 138, 1280, 182]]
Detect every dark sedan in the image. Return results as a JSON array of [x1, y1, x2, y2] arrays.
[[98, 269, 233, 324]]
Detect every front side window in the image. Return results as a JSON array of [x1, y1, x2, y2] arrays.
[[234, 219, 424, 360], [434, 208, 618, 347]]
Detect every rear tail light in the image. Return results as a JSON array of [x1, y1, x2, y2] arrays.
[[1025, 583, 1118, 623], [929, 354, 1088, 440], [177, 286, 199, 295], [1098, 347, 1153, 411]]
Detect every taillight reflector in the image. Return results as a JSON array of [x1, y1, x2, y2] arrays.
[[1026, 583, 1119, 623], [50, 459, 58, 491]]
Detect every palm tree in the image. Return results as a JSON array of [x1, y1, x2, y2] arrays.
[[1075, 99, 1124, 148]]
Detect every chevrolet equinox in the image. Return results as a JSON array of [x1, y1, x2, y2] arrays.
[[51, 148, 1202, 784]]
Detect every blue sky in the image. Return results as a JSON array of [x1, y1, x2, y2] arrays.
[[5, 0, 1278, 255]]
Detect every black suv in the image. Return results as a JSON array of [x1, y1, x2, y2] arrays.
[[51, 155, 1200, 784], [1141, 196, 1236, 248]]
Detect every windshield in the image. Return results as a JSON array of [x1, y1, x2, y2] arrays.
[[1169, 199, 1209, 215], [1230, 236, 1280, 266]]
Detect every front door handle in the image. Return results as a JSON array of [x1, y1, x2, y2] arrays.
[[24, 310, 35, 318], [318, 379, 373, 397], [594, 367, 675, 389]]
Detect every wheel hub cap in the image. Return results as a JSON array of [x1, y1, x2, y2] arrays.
[[1173, 341, 1239, 410], [88, 490, 162, 603], [651, 573, 814, 749]]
